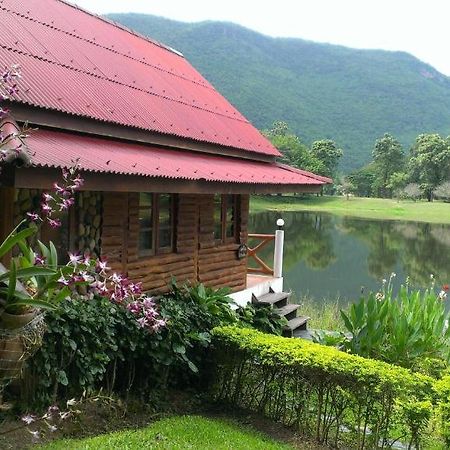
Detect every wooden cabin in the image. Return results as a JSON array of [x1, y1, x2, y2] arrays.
[[0, 0, 329, 296]]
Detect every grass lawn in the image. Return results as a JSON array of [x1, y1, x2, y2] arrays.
[[251, 195, 450, 224], [40, 415, 294, 450]]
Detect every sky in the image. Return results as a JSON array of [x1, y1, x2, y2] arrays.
[[73, 0, 450, 76]]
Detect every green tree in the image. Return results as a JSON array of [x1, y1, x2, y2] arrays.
[[372, 133, 404, 198], [263, 121, 324, 174], [347, 164, 376, 197], [310, 139, 343, 179], [387, 171, 409, 198], [408, 133, 450, 201]]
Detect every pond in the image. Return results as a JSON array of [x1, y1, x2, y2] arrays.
[[248, 211, 450, 305]]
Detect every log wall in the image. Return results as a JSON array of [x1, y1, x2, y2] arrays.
[[100, 193, 249, 294]]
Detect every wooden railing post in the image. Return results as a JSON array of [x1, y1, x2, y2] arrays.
[[273, 218, 285, 278], [247, 233, 275, 276]]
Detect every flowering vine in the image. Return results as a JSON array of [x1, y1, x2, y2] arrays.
[[59, 254, 166, 333], [0, 65, 31, 170], [27, 160, 84, 228]]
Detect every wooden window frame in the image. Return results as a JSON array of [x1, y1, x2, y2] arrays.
[[214, 194, 239, 245], [138, 193, 176, 257]]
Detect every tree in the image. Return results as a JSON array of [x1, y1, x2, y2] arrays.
[[408, 133, 450, 201], [433, 181, 450, 202], [310, 139, 343, 179], [401, 183, 422, 201], [387, 172, 409, 199], [372, 133, 404, 198], [263, 121, 324, 174], [347, 164, 376, 197]]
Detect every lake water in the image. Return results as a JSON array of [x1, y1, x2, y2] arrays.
[[248, 211, 450, 304]]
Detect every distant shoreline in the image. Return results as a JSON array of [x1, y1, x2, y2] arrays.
[[250, 195, 450, 224]]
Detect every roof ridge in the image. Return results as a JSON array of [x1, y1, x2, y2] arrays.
[[56, 0, 184, 58], [3, 45, 250, 125], [2, 5, 211, 90]]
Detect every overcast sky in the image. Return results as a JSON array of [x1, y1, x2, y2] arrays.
[[73, 0, 450, 76]]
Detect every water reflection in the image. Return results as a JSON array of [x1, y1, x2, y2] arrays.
[[249, 211, 450, 302]]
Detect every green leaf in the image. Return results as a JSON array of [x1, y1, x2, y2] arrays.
[[172, 343, 186, 354], [7, 297, 56, 310], [56, 370, 69, 386], [6, 260, 17, 302], [0, 267, 57, 283], [0, 226, 36, 258], [187, 360, 198, 373]]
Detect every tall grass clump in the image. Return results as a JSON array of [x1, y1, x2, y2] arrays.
[[340, 274, 450, 371]]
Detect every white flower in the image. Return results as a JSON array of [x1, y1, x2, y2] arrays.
[[21, 414, 36, 425], [66, 398, 77, 407], [59, 411, 71, 420], [439, 290, 447, 300], [29, 430, 41, 440]]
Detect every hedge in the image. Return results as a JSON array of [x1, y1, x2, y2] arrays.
[[212, 326, 439, 449]]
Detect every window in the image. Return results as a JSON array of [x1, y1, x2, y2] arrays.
[[214, 194, 239, 243], [138, 193, 175, 256]]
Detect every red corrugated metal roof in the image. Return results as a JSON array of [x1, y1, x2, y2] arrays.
[[26, 129, 330, 186], [1, 0, 280, 157]]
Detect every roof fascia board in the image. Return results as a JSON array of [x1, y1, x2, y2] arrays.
[[11, 166, 322, 195]]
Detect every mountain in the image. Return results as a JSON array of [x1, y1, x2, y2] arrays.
[[106, 13, 450, 171]]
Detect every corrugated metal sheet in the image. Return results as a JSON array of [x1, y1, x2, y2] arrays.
[[26, 129, 329, 186], [1, 0, 280, 157]]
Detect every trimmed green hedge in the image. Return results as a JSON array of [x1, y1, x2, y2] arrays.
[[212, 326, 439, 449]]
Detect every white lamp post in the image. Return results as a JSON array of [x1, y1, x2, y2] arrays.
[[273, 218, 285, 278]]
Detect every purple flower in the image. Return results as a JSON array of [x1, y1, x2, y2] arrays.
[[34, 254, 46, 266], [26, 212, 41, 222], [59, 197, 74, 211], [53, 182, 66, 195], [137, 317, 148, 328], [43, 192, 53, 202], [126, 301, 141, 315], [95, 259, 110, 274], [142, 297, 156, 309], [70, 175, 84, 189], [68, 252, 82, 266], [48, 218, 61, 228], [41, 202, 53, 215], [58, 276, 69, 286]]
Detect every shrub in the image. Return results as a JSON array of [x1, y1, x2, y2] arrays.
[[23, 282, 238, 406], [235, 303, 287, 335], [212, 326, 436, 448], [24, 297, 156, 406], [433, 181, 450, 201], [435, 375, 450, 447]]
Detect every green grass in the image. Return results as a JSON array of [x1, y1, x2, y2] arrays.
[[294, 295, 345, 332], [251, 195, 450, 224], [40, 415, 293, 450]]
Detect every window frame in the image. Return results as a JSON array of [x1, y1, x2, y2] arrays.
[[138, 193, 176, 257], [214, 194, 239, 245]]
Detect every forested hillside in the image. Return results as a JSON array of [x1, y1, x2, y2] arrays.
[[107, 13, 450, 171]]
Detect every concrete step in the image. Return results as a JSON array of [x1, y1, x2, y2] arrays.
[[282, 316, 310, 337], [275, 303, 300, 321], [254, 291, 290, 308]]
